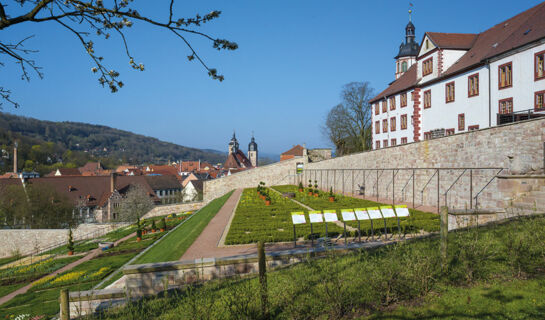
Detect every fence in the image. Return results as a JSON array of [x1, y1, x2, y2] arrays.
[[294, 167, 505, 213]]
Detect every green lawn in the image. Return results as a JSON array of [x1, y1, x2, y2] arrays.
[[84, 215, 545, 320], [132, 191, 234, 264]]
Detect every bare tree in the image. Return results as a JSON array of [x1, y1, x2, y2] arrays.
[[322, 82, 374, 156], [0, 0, 238, 107], [115, 183, 154, 222]]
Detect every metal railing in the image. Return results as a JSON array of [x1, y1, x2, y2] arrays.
[[497, 108, 545, 125], [296, 167, 505, 214]]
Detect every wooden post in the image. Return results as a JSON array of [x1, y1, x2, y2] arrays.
[[343, 222, 347, 246], [440, 206, 448, 269], [258, 241, 268, 319], [60, 288, 69, 320]]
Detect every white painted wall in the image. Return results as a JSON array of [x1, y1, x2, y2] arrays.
[[372, 89, 415, 148], [442, 49, 468, 72], [490, 42, 545, 125], [420, 66, 490, 134]]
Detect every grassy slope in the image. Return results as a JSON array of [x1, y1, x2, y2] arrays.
[[90, 215, 545, 320], [366, 277, 545, 319], [133, 191, 234, 264]]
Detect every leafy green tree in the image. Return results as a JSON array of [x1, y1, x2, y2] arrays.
[[26, 183, 76, 228], [0, 184, 29, 228]]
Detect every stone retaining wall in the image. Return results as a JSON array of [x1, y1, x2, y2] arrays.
[[0, 223, 128, 258], [204, 118, 545, 211], [142, 202, 204, 219], [203, 158, 302, 201]]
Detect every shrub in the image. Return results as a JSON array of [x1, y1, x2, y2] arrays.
[[151, 220, 157, 231], [67, 229, 74, 253], [159, 217, 167, 230]]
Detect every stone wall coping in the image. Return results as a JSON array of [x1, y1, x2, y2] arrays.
[[69, 288, 125, 301], [448, 209, 501, 216], [122, 245, 365, 275], [497, 174, 545, 179]]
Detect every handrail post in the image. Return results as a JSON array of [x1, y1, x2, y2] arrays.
[[440, 206, 448, 269], [376, 170, 379, 201], [469, 169, 473, 209], [392, 170, 395, 206], [437, 169, 440, 214], [412, 169, 415, 209]]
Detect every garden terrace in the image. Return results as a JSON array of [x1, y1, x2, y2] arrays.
[[86, 215, 545, 319], [225, 188, 344, 245], [0, 214, 187, 319], [272, 185, 439, 236]]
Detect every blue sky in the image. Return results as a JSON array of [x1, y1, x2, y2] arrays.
[[2, 0, 542, 156]]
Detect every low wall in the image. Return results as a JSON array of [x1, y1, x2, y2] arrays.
[[0, 223, 128, 258], [203, 158, 302, 201], [142, 202, 203, 219], [204, 118, 545, 211], [66, 245, 378, 318], [448, 209, 545, 230]]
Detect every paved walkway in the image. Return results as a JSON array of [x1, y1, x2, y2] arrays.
[[181, 189, 384, 261], [0, 232, 136, 306]]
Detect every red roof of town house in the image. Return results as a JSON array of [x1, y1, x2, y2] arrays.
[[45, 168, 82, 177], [370, 2, 545, 103], [223, 150, 253, 170], [179, 161, 214, 172], [26, 176, 160, 208], [281, 145, 305, 157], [0, 177, 23, 192]]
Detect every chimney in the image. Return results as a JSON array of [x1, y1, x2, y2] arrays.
[[198, 159, 201, 171], [110, 173, 117, 193], [13, 142, 18, 174]]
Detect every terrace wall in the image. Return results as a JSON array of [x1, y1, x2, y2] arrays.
[[203, 158, 302, 201], [142, 201, 203, 219], [204, 118, 545, 211]]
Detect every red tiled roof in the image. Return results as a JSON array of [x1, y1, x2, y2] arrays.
[[370, 64, 417, 103], [426, 32, 478, 50], [444, 2, 545, 76], [281, 145, 305, 156], [46, 168, 82, 177], [223, 150, 252, 169], [26, 176, 159, 208]]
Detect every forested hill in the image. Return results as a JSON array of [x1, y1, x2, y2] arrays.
[[0, 112, 225, 173]]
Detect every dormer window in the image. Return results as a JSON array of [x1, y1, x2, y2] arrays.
[[422, 57, 433, 76]]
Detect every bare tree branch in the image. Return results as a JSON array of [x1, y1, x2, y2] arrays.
[[0, 0, 238, 107]]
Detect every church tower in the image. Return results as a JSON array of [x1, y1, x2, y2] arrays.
[[228, 132, 239, 154], [248, 134, 258, 167], [394, 9, 419, 79]]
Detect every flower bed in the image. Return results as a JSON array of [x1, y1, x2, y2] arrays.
[[272, 185, 439, 235], [225, 188, 344, 245]]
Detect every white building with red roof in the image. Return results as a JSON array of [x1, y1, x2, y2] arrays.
[[371, 3, 545, 149]]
